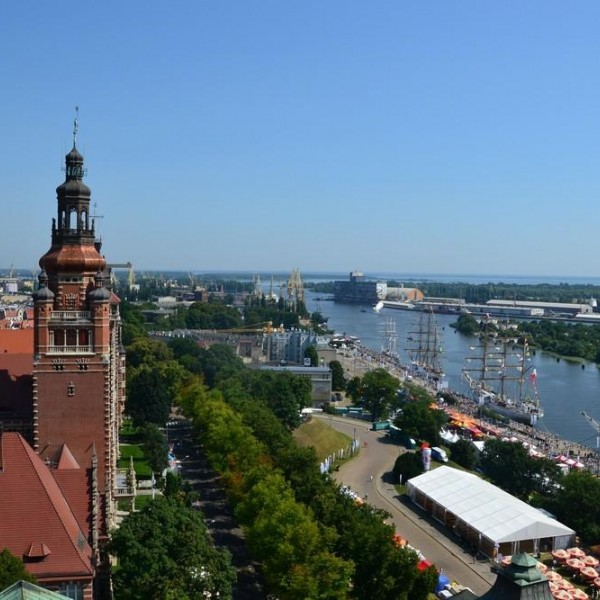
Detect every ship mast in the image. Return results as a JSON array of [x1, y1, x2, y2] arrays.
[[407, 306, 444, 375], [462, 318, 540, 422]]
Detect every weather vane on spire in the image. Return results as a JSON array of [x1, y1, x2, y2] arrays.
[[73, 106, 79, 147]]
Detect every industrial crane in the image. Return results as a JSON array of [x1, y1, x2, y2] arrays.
[[581, 411, 600, 449]]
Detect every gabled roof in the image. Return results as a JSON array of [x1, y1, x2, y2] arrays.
[[407, 466, 574, 544], [56, 445, 80, 470], [0, 580, 71, 599], [0, 433, 94, 581]]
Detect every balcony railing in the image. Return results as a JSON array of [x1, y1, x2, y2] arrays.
[[50, 311, 91, 321], [46, 345, 94, 354]]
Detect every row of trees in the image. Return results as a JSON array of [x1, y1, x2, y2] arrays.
[[177, 373, 437, 599], [118, 305, 438, 598]]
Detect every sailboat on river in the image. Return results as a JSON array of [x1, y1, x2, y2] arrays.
[[462, 319, 543, 426], [406, 307, 447, 390]]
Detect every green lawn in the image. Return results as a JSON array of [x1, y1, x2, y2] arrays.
[[118, 444, 153, 478], [293, 417, 352, 462]]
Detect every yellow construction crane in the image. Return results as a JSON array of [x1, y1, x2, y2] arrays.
[[220, 321, 277, 334]]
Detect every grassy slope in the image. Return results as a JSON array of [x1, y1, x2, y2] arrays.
[[293, 417, 352, 461]]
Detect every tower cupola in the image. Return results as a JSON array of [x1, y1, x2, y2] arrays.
[[39, 108, 106, 276]]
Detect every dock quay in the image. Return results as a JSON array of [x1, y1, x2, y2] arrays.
[[336, 344, 599, 472]]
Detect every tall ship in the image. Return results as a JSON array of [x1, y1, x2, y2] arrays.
[[462, 320, 543, 426], [406, 308, 447, 388]]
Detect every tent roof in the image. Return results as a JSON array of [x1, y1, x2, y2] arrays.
[[407, 466, 574, 544]]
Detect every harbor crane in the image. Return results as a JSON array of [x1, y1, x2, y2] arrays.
[[581, 411, 600, 449]]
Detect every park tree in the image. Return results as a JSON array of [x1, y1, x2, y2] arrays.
[[479, 438, 561, 500], [197, 343, 245, 388], [139, 423, 168, 474], [120, 300, 148, 345], [449, 438, 478, 470], [126, 365, 172, 426], [345, 376, 362, 402], [393, 452, 424, 484], [126, 337, 172, 368], [110, 497, 235, 600], [0, 548, 37, 589], [394, 400, 446, 446], [329, 360, 347, 391], [236, 471, 353, 599], [356, 368, 400, 421], [304, 344, 319, 367], [232, 370, 311, 430], [553, 470, 600, 542]]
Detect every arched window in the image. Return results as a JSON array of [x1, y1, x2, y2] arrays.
[[54, 330, 65, 346], [66, 329, 77, 346]]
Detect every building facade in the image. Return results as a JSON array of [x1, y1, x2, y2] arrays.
[[32, 141, 126, 535], [333, 271, 387, 304]]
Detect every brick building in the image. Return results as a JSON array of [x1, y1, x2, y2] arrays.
[[0, 124, 125, 598]]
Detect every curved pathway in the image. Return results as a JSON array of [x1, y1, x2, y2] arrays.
[[318, 415, 496, 597]]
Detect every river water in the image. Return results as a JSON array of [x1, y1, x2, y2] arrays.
[[304, 291, 600, 449]]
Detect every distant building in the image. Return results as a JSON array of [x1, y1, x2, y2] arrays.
[[260, 365, 332, 406], [333, 271, 387, 304], [265, 330, 329, 365], [385, 285, 424, 302]]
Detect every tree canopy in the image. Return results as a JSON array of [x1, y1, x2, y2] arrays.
[[352, 368, 400, 421], [0, 548, 37, 589], [394, 400, 447, 446], [110, 496, 235, 600]]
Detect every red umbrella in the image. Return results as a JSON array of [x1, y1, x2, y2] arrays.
[[579, 566, 598, 580], [566, 558, 585, 571], [569, 547, 586, 559], [594, 576, 600, 589], [572, 589, 589, 600], [552, 589, 574, 599], [546, 571, 563, 582], [559, 579, 575, 591], [552, 549, 570, 562], [583, 555, 600, 568]]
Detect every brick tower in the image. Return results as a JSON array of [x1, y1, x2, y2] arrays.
[[32, 117, 126, 531]]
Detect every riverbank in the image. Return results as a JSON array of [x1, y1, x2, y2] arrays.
[[336, 345, 599, 473]]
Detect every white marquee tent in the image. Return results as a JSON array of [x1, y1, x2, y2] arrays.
[[406, 466, 574, 557]]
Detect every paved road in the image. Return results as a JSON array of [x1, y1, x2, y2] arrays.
[[166, 420, 267, 600], [318, 415, 496, 597]]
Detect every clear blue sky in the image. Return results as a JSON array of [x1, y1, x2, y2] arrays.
[[2, 2, 600, 277]]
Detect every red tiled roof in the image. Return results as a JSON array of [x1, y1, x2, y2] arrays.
[[0, 328, 33, 354], [0, 433, 94, 581], [0, 354, 33, 427], [53, 468, 93, 542]]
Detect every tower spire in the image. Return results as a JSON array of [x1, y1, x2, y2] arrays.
[[73, 106, 79, 147]]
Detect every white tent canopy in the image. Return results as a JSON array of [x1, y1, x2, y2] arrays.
[[406, 466, 574, 554]]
